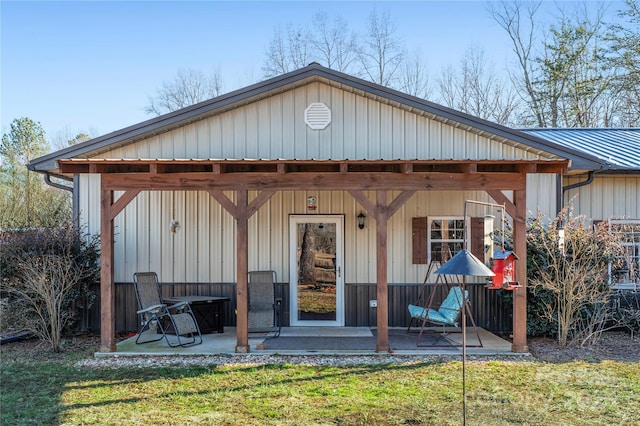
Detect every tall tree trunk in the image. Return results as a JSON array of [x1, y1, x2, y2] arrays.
[[300, 224, 316, 285]]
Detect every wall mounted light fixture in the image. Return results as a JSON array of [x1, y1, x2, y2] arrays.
[[357, 211, 366, 230], [170, 219, 180, 233]]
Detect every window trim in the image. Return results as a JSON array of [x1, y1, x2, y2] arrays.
[[427, 216, 467, 265], [608, 219, 640, 290]]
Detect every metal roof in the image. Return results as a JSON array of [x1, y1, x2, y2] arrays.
[[522, 128, 640, 171], [28, 63, 608, 173]]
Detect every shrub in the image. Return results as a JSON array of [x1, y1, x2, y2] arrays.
[[527, 207, 623, 347], [0, 224, 99, 352], [611, 290, 640, 338]]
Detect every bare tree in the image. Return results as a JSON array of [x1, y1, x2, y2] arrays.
[[310, 12, 358, 73], [357, 9, 406, 86], [145, 68, 224, 116], [51, 127, 93, 151], [398, 50, 434, 100], [436, 46, 521, 125], [606, 0, 640, 126], [539, 5, 611, 127], [262, 23, 313, 77], [488, 1, 546, 127], [489, 1, 615, 127]]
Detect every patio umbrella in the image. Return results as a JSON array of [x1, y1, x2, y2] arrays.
[[435, 249, 495, 426]]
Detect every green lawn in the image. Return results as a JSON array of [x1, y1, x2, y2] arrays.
[[1, 358, 639, 425]]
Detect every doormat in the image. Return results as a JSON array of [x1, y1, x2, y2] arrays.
[[259, 328, 452, 351]]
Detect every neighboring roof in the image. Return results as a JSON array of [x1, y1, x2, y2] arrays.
[[522, 128, 640, 171], [29, 63, 607, 173]]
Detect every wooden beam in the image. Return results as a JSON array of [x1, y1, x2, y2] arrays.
[[247, 190, 276, 218], [461, 163, 477, 174], [235, 190, 250, 353], [60, 158, 569, 172], [102, 172, 527, 192], [386, 190, 416, 218], [110, 190, 140, 220], [375, 191, 390, 352], [486, 189, 516, 218], [347, 190, 376, 215], [207, 190, 238, 218], [512, 188, 528, 353], [100, 186, 115, 352]]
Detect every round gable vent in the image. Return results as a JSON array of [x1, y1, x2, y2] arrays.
[[304, 102, 332, 130]]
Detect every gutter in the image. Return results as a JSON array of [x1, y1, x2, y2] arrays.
[[44, 173, 73, 193], [557, 171, 595, 215], [42, 173, 79, 227], [563, 170, 595, 193]]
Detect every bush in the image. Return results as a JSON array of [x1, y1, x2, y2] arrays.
[[526, 207, 623, 347], [611, 290, 640, 337], [0, 224, 99, 351], [497, 207, 626, 344]]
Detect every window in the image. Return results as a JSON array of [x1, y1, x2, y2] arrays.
[[608, 219, 640, 290], [428, 217, 465, 263]]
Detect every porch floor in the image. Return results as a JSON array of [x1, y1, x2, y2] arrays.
[[98, 327, 523, 358]]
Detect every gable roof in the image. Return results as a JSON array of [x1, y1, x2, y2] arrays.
[[522, 128, 640, 171], [29, 63, 607, 173]]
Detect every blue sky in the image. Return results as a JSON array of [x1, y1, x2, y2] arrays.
[[1, 1, 626, 143]]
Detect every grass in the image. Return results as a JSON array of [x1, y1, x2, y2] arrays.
[[298, 285, 336, 314], [2, 357, 639, 425]]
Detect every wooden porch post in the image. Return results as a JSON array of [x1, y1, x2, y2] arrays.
[[99, 186, 115, 352], [375, 191, 390, 352], [99, 186, 141, 352], [512, 189, 528, 352], [208, 189, 275, 353], [349, 189, 415, 353], [487, 183, 529, 353], [235, 190, 250, 353]]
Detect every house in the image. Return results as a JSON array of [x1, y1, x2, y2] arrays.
[[28, 63, 637, 353], [521, 128, 640, 290]]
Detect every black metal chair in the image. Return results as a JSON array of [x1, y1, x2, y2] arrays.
[[133, 272, 202, 347]]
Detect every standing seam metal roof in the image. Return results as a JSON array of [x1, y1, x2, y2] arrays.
[[522, 128, 640, 170]]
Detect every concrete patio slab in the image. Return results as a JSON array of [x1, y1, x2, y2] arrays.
[[96, 327, 524, 358]]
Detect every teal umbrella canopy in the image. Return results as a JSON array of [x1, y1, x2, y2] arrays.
[[435, 249, 495, 277]]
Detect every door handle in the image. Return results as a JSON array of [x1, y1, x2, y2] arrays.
[[337, 266, 341, 278]]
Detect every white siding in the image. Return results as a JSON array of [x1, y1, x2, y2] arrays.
[[564, 175, 640, 220], [77, 82, 573, 284], [79, 181, 530, 284], [79, 174, 564, 284], [527, 174, 558, 219], [94, 82, 555, 162]]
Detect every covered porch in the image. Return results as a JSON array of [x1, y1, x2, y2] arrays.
[[59, 158, 568, 355]]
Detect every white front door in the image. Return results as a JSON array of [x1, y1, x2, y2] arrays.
[[289, 215, 344, 326]]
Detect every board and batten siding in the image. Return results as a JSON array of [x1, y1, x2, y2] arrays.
[[563, 175, 640, 220]]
